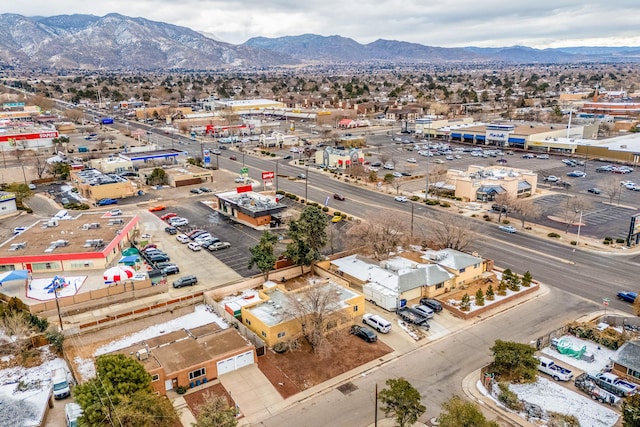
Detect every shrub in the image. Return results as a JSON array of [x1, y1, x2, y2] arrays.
[[502, 219, 510, 224], [483, 214, 490, 219], [333, 211, 342, 217], [440, 202, 451, 208], [276, 190, 285, 195], [273, 342, 289, 353], [616, 238, 626, 244], [547, 232, 561, 238], [322, 206, 329, 212], [497, 383, 524, 411], [471, 214, 477, 218], [46, 328, 65, 353], [547, 412, 580, 427], [425, 199, 439, 205], [410, 196, 420, 201], [484, 217, 492, 222], [570, 240, 577, 245], [270, 153, 276, 157], [176, 385, 187, 394]]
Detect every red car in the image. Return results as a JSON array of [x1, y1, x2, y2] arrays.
[[149, 205, 166, 212], [161, 212, 177, 221], [230, 155, 237, 161]]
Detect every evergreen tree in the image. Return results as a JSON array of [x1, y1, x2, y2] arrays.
[[460, 293, 471, 311], [521, 271, 533, 287], [485, 284, 495, 301], [194, 391, 238, 427], [378, 378, 426, 427], [438, 395, 499, 427], [475, 288, 485, 306], [248, 231, 278, 281]]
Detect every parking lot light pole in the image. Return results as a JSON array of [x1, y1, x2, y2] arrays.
[[305, 164, 309, 202]]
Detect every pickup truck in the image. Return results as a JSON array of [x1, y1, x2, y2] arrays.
[[536, 356, 573, 381], [397, 306, 429, 327], [592, 372, 638, 397]]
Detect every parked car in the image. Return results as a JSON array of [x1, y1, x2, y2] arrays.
[[97, 198, 118, 206], [496, 158, 508, 164], [149, 205, 166, 212], [491, 204, 509, 213], [190, 188, 203, 194], [407, 158, 417, 163], [208, 241, 231, 251], [350, 325, 377, 343], [362, 313, 392, 333], [164, 226, 177, 235], [187, 242, 202, 252], [596, 165, 614, 173], [537, 154, 550, 159], [331, 215, 342, 223], [161, 213, 177, 221], [283, 155, 292, 160], [169, 218, 189, 227], [587, 188, 602, 194], [498, 225, 517, 233], [199, 187, 212, 193], [333, 193, 345, 201], [148, 254, 170, 263], [392, 171, 403, 178], [172, 275, 198, 288], [544, 175, 560, 182], [617, 291, 637, 303], [161, 265, 180, 275], [419, 298, 443, 312], [522, 153, 535, 159], [411, 304, 435, 319], [394, 196, 408, 202], [297, 173, 306, 179], [567, 170, 586, 177], [109, 208, 122, 216], [230, 155, 237, 160], [176, 234, 190, 244]]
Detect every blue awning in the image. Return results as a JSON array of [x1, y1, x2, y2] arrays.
[[118, 255, 140, 265], [451, 133, 461, 138], [518, 181, 532, 191], [463, 134, 474, 139], [477, 185, 505, 194], [508, 137, 526, 143], [476, 135, 486, 140], [0, 270, 29, 283]]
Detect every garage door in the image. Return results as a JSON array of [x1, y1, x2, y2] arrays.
[[217, 350, 255, 376]]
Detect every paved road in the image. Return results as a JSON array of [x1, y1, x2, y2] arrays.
[[256, 288, 596, 427]]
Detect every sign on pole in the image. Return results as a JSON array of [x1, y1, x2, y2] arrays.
[[261, 171, 275, 181], [240, 167, 249, 175]]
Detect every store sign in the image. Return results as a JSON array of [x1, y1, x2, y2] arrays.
[[262, 171, 275, 180]]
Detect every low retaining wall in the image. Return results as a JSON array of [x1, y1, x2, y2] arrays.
[[441, 282, 539, 320]]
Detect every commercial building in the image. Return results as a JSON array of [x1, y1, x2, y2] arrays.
[[214, 190, 287, 228], [119, 148, 188, 167], [89, 156, 135, 174], [0, 192, 17, 217], [138, 164, 213, 188], [0, 213, 139, 273], [204, 98, 285, 112], [444, 165, 538, 202], [0, 128, 59, 151], [241, 279, 364, 347], [70, 169, 136, 201], [315, 147, 365, 168], [111, 324, 256, 396]]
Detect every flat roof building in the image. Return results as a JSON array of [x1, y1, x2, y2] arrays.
[[70, 168, 136, 201], [445, 165, 538, 202], [0, 213, 139, 273], [215, 190, 287, 228]]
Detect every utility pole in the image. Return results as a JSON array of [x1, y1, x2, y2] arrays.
[[425, 114, 431, 200]]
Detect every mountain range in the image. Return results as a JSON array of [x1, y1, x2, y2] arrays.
[[1, 13, 639, 70]]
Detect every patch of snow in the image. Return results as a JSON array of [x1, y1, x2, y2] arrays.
[[95, 304, 227, 356], [449, 284, 534, 313], [510, 377, 619, 427], [541, 335, 614, 373], [74, 356, 96, 382], [0, 346, 70, 427]]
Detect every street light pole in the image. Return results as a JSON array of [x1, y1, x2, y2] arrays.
[[275, 160, 279, 192], [410, 202, 415, 240], [425, 115, 431, 200], [305, 164, 309, 203]]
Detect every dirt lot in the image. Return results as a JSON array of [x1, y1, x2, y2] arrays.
[[256, 329, 393, 399]]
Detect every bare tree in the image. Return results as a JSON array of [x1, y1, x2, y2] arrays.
[[3, 311, 34, 353], [494, 193, 517, 222], [430, 215, 476, 251], [349, 163, 367, 184], [563, 196, 591, 233], [600, 174, 621, 204], [29, 151, 49, 179], [63, 108, 84, 123], [282, 282, 348, 353], [346, 211, 409, 260], [511, 198, 541, 228]]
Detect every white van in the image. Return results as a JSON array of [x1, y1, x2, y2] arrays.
[[362, 313, 392, 333]]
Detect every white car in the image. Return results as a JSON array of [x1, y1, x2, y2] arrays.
[[394, 196, 408, 202], [624, 182, 637, 190], [169, 218, 189, 227], [545, 175, 560, 182], [187, 242, 202, 251], [498, 225, 517, 233], [109, 209, 122, 216], [383, 164, 395, 170], [537, 154, 550, 159], [392, 172, 403, 178], [407, 158, 417, 163], [411, 304, 435, 319], [176, 234, 190, 244]]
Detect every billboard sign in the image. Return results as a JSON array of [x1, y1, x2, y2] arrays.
[[236, 185, 252, 193], [203, 149, 211, 166], [262, 171, 275, 181]]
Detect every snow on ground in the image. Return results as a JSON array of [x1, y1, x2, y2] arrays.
[[0, 347, 69, 427], [509, 377, 620, 427], [96, 305, 228, 356], [444, 283, 533, 313], [541, 334, 614, 373]]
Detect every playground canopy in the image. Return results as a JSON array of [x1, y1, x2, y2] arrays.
[[104, 266, 135, 283], [121, 247, 139, 256], [0, 270, 29, 284], [118, 255, 140, 266]]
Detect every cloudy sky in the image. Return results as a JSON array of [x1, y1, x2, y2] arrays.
[[6, 1, 640, 48]]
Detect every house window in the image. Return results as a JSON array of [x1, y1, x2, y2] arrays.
[[245, 319, 251, 325], [436, 283, 444, 290], [277, 332, 285, 338], [188, 368, 206, 380], [353, 305, 359, 312], [262, 331, 266, 337], [628, 368, 640, 379], [459, 267, 466, 273], [151, 374, 160, 382], [474, 263, 480, 268]]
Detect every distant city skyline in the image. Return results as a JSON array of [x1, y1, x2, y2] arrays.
[[7, 1, 640, 48]]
